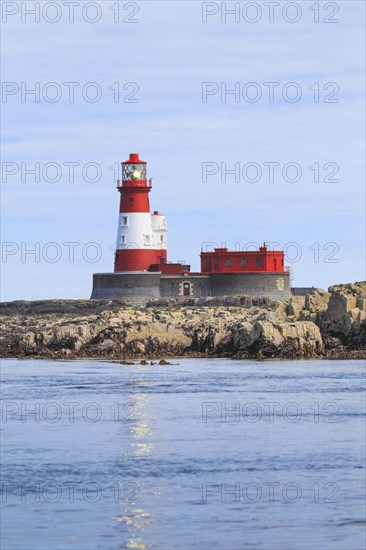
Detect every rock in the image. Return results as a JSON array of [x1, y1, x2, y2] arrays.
[[316, 281, 366, 349], [97, 339, 116, 352], [279, 321, 323, 356], [231, 322, 258, 350], [134, 342, 146, 355], [0, 283, 364, 360], [305, 288, 330, 314], [255, 320, 284, 348], [256, 311, 284, 324], [286, 296, 305, 318]]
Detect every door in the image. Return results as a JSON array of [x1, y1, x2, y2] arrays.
[[183, 282, 191, 296]]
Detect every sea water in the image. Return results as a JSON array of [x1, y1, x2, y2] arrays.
[[1, 358, 365, 550]]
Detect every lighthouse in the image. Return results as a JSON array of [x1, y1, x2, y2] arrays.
[[91, 152, 292, 302], [114, 153, 167, 272]]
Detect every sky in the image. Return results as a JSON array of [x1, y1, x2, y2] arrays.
[[1, 0, 365, 301]]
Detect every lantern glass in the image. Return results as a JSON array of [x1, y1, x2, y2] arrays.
[[122, 163, 147, 181]]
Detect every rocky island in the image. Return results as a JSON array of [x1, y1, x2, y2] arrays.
[[1, 282, 365, 360]]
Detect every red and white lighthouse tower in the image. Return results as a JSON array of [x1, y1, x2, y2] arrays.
[[114, 153, 167, 272]]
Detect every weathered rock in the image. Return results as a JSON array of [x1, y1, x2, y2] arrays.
[[305, 289, 330, 314], [316, 281, 366, 349], [231, 321, 259, 350], [286, 296, 306, 319], [278, 321, 323, 356], [0, 282, 365, 359]]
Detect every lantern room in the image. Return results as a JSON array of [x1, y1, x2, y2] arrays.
[[119, 153, 148, 187]]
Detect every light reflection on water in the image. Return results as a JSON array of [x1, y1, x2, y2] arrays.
[[118, 387, 157, 550], [1, 358, 365, 550]]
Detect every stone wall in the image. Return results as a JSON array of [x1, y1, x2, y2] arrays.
[[160, 275, 211, 298], [91, 271, 292, 303], [292, 287, 317, 296], [91, 273, 161, 304], [209, 272, 292, 300]]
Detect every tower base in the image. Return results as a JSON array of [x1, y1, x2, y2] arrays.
[[91, 272, 162, 305], [91, 272, 292, 305]]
